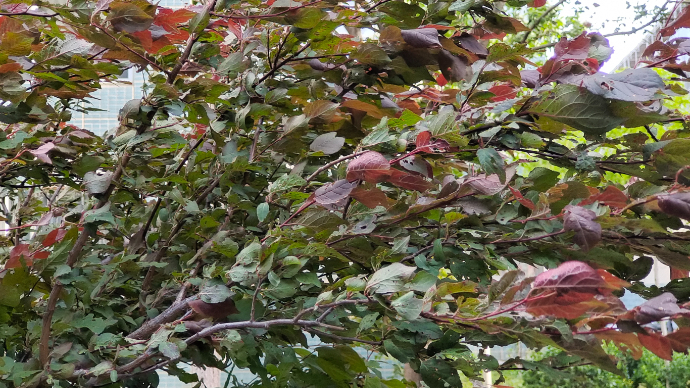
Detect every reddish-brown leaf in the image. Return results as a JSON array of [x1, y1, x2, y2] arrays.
[[533, 261, 605, 294], [43, 228, 67, 247], [581, 186, 628, 209], [638, 332, 673, 360], [415, 131, 431, 148], [435, 73, 447, 86], [554, 33, 591, 61], [346, 151, 391, 183], [6, 244, 31, 268], [525, 294, 594, 319], [594, 331, 644, 360], [227, 20, 243, 41], [660, 7, 690, 37], [154, 8, 196, 32], [350, 186, 391, 209], [596, 269, 630, 290], [488, 84, 517, 102], [386, 169, 433, 192], [509, 186, 535, 210], [666, 327, 690, 353], [528, 0, 547, 7], [314, 179, 357, 207]]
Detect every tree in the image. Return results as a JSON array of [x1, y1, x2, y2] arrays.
[[520, 345, 690, 388], [2, 0, 690, 387]]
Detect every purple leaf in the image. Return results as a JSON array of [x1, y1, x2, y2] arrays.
[[314, 179, 357, 207], [657, 192, 690, 221], [563, 205, 601, 251]]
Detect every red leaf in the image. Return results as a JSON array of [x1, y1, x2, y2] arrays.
[[227, 20, 243, 41], [509, 186, 535, 210], [385, 169, 433, 192], [154, 8, 196, 32], [416, 131, 431, 148], [554, 33, 591, 61], [33, 251, 49, 260], [7, 244, 31, 268], [525, 294, 594, 319], [660, 7, 690, 37], [638, 332, 673, 360], [596, 269, 630, 290], [666, 327, 690, 353], [314, 179, 357, 207], [43, 228, 67, 247], [528, 0, 547, 7], [581, 186, 628, 209], [417, 139, 450, 153], [488, 84, 517, 102], [436, 73, 447, 86], [533, 261, 605, 294], [350, 186, 391, 209], [346, 151, 391, 183]]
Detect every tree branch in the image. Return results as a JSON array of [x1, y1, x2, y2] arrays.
[[520, 0, 568, 44]]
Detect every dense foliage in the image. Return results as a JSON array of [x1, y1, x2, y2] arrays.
[[2, 0, 690, 387], [520, 345, 690, 388]]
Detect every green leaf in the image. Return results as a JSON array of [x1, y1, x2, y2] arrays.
[[352, 43, 391, 66], [526, 85, 625, 135], [477, 148, 506, 183], [391, 291, 423, 320], [257, 202, 269, 222], [366, 263, 416, 294]]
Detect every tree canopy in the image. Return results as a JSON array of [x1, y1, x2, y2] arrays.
[[2, 0, 690, 387]]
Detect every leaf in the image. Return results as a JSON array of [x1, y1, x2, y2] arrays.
[[533, 261, 605, 294], [581, 186, 628, 209], [657, 192, 690, 221], [84, 171, 114, 195], [400, 28, 441, 48], [391, 291, 424, 320], [352, 43, 391, 66], [159, 342, 181, 359], [350, 186, 390, 209], [632, 292, 690, 324], [488, 84, 517, 102], [107, 1, 154, 33], [346, 151, 391, 183], [269, 174, 306, 193], [563, 205, 601, 251], [420, 358, 463, 388], [579, 69, 665, 102], [526, 85, 625, 135], [314, 180, 357, 207], [638, 332, 673, 361], [477, 148, 505, 183], [399, 155, 432, 178], [437, 50, 470, 82], [304, 100, 339, 122], [256, 203, 269, 222], [385, 169, 433, 192], [366, 263, 416, 294], [310, 132, 345, 155], [341, 100, 389, 119]]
